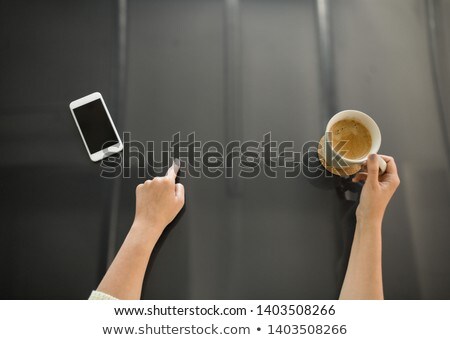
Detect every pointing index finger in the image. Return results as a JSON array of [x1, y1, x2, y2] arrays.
[[166, 158, 180, 181]]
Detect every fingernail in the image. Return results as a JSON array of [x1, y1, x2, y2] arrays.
[[369, 154, 376, 161]]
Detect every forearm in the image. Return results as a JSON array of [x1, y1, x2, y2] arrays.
[[97, 221, 162, 300], [339, 219, 383, 300]]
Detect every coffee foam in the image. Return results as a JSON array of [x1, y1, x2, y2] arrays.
[[330, 119, 372, 160]]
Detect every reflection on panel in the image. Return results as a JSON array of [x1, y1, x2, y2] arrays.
[[123, 0, 226, 298], [235, 0, 339, 298], [0, 0, 118, 298], [331, 0, 450, 298]]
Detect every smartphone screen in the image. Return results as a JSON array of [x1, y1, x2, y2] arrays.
[[73, 99, 119, 154]]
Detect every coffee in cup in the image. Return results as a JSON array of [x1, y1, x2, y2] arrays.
[[329, 119, 372, 160], [319, 110, 387, 176]]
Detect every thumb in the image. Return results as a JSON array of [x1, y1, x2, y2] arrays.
[[366, 154, 380, 186]]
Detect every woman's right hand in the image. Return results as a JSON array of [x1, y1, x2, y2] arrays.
[[352, 154, 400, 225], [133, 160, 185, 237]]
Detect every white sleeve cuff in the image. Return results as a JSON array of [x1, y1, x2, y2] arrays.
[[88, 290, 118, 300]]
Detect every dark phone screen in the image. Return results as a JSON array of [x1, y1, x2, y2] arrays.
[[73, 99, 119, 153]]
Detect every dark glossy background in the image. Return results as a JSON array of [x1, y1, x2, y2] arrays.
[[0, 0, 449, 299]]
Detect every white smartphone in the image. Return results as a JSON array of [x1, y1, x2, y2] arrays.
[[69, 92, 123, 162]]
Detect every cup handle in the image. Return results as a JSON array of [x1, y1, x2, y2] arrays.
[[377, 155, 387, 175]]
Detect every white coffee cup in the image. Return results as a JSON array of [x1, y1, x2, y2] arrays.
[[323, 110, 387, 175]]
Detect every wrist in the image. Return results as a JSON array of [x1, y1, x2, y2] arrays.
[[355, 207, 384, 229], [129, 220, 164, 247], [132, 217, 165, 234], [355, 217, 382, 233]]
